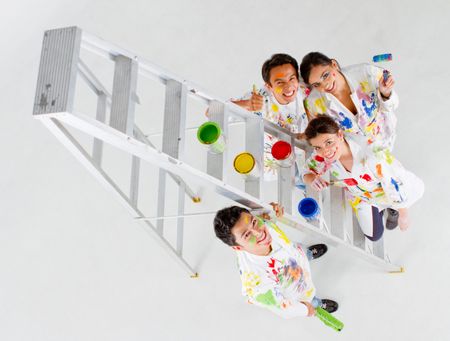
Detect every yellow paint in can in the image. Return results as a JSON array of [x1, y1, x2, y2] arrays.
[[233, 152, 256, 174]]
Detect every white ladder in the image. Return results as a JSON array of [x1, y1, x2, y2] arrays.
[[32, 26, 402, 276]]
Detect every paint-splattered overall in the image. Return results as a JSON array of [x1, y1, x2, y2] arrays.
[[236, 220, 318, 318], [234, 85, 309, 180], [304, 63, 399, 151], [302, 135, 424, 239]]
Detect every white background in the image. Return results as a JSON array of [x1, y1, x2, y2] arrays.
[[1, 1, 449, 340]]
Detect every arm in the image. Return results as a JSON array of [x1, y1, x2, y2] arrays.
[[258, 202, 284, 220], [365, 64, 399, 149], [368, 64, 399, 112], [301, 154, 331, 191], [304, 173, 330, 191], [231, 87, 264, 112]]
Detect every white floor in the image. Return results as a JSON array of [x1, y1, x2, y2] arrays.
[[1, 1, 450, 340]]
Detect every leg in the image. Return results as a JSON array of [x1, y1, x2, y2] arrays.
[[307, 244, 328, 260], [296, 243, 327, 260], [354, 202, 384, 241], [398, 207, 410, 231], [385, 208, 399, 230], [312, 296, 339, 313]]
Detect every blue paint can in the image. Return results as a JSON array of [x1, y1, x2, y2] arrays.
[[298, 198, 321, 221]]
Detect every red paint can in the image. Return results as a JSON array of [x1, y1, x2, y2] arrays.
[[271, 141, 295, 168]]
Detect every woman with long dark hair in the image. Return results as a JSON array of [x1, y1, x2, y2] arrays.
[[300, 52, 398, 151]]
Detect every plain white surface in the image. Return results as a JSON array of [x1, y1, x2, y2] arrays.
[[1, 1, 450, 340]]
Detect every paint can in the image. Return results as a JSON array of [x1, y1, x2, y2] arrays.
[[197, 121, 226, 154], [298, 197, 321, 221], [233, 152, 260, 178], [271, 140, 295, 168]]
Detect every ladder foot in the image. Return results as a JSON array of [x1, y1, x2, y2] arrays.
[[389, 266, 405, 274], [192, 197, 201, 203], [190, 272, 199, 279]]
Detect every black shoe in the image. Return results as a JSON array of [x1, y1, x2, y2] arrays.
[[320, 299, 339, 313], [308, 244, 328, 260], [386, 208, 399, 230]]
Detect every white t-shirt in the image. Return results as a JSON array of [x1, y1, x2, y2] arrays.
[[236, 219, 315, 318]]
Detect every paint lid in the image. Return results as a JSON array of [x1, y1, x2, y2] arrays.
[[271, 141, 292, 160], [197, 122, 221, 144], [234, 152, 256, 174], [298, 197, 319, 218]]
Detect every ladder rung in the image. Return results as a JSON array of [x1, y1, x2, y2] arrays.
[[110, 55, 138, 135]]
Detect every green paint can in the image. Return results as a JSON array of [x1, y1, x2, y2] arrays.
[[197, 121, 226, 154]]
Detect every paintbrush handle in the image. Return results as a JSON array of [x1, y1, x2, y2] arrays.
[[315, 307, 344, 332]]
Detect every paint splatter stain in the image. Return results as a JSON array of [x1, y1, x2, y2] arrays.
[[39, 93, 48, 107], [315, 155, 324, 162], [360, 81, 370, 93], [255, 290, 277, 307], [256, 216, 264, 227], [269, 221, 291, 244], [248, 235, 256, 245], [360, 174, 372, 181], [271, 104, 279, 112], [362, 93, 377, 117], [391, 178, 400, 191], [315, 98, 327, 113], [274, 87, 282, 94], [376, 164, 383, 177], [344, 178, 358, 186], [338, 112, 353, 129], [384, 149, 394, 164]]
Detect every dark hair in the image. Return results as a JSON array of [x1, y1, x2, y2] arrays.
[[304, 115, 340, 141], [214, 206, 250, 246], [300, 52, 334, 84], [261, 54, 299, 84]]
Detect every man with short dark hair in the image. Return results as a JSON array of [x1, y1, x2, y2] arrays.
[[213, 203, 338, 318], [231, 54, 309, 180]]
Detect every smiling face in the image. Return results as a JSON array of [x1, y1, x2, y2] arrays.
[[307, 60, 343, 95], [266, 64, 299, 104], [231, 212, 272, 256], [309, 131, 345, 162]]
